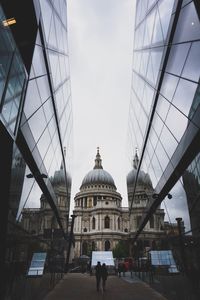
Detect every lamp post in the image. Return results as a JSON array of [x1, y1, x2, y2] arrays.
[[176, 217, 187, 275], [65, 214, 76, 272]]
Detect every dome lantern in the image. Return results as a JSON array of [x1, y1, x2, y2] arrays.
[[94, 147, 103, 169], [127, 149, 152, 189], [80, 148, 116, 189]]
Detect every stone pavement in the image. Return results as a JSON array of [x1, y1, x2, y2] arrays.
[[43, 272, 168, 300]]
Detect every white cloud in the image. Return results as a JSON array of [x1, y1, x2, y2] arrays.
[[67, 0, 136, 213]]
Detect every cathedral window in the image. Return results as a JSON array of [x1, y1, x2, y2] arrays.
[[92, 217, 95, 229], [88, 199, 92, 208], [83, 227, 87, 232], [124, 228, 128, 232], [118, 217, 120, 230], [105, 201, 109, 205], [105, 216, 110, 228], [105, 240, 110, 251]]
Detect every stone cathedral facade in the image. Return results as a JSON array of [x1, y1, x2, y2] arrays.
[[73, 149, 165, 258]]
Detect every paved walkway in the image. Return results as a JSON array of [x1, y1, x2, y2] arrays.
[[43, 272, 168, 300]]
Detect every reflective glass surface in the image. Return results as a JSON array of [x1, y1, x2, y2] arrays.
[[1, 2, 72, 298], [128, 0, 200, 234], [0, 7, 27, 136]]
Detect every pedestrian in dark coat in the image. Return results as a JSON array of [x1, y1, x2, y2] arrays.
[[101, 263, 108, 292], [95, 261, 102, 291]]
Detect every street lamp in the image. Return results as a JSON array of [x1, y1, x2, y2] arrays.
[[26, 173, 48, 179], [65, 214, 77, 272], [176, 217, 188, 274]]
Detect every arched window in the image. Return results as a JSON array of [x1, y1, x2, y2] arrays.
[[105, 216, 110, 228], [105, 240, 110, 251], [89, 199, 92, 208], [92, 217, 95, 229], [118, 217, 120, 230]]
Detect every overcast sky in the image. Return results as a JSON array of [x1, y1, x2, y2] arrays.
[[67, 0, 136, 213]]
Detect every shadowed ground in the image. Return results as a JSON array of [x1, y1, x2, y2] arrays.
[[43, 273, 167, 300]]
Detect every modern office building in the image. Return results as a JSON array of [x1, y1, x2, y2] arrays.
[[127, 0, 200, 269], [0, 0, 73, 298]]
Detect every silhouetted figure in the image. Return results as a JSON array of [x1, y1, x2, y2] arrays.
[[118, 261, 123, 277], [95, 261, 102, 291], [101, 263, 108, 292]]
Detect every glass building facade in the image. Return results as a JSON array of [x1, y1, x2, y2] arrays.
[[0, 0, 73, 298], [128, 0, 200, 236]]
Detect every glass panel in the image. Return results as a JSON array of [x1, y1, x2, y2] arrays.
[[172, 78, 197, 117], [148, 162, 157, 188], [163, 180, 191, 231], [166, 43, 190, 76], [59, 55, 68, 81], [146, 138, 154, 160], [23, 79, 42, 120], [143, 83, 155, 115], [151, 153, 163, 182], [155, 140, 170, 172], [139, 111, 148, 137], [48, 13, 57, 49], [182, 153, 200, 234], [48, 115, 57, 139], [39, 0, 52, 41], [140, 50, 150, 77], [32, 42, 47, 77], [28, 107, 47, 143], [149, 127, 158, 148], [165, 105, 188, 142], [143, 8, 156, 47], [36, 76, 51, 103], [160, 73, 179, 101], [54, 14, 63, 53], [42, 98, 54, 124], [55, 86, 64, 118], [43, 144, 55, 172], [182, 41, 200, 83], [173, 2, 200, 43], [35, 127, 51, 161], [152, 8, 164, 44], [158, 0, 175, 40], [152, 113, 164, 137], [150, 47, 163, 84], [138, 21, 145, 48], [160, 124, 178, 158], [156, 95, 170, 121], [188, 85, 200, 123]]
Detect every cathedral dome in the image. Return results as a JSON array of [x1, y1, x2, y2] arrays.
[[127, 151, 152, 188], [52, 165, 71, 187], [80, 148, 116, 189]]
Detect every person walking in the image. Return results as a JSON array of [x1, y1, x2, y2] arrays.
[[95, 261, 102, 291], [101, 263, 108, 292]]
